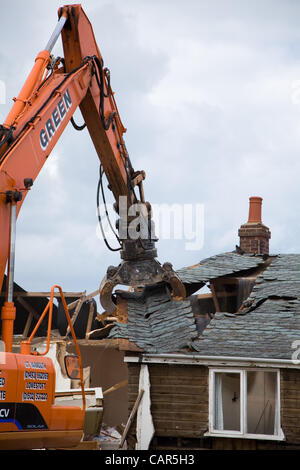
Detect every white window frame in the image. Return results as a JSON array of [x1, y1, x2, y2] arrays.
[[207, 368, 285, 441]]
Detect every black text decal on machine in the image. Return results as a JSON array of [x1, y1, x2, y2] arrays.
[[40, 89, 72, 150]]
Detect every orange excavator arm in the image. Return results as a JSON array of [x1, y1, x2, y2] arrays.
[[0, 5, 129, 291], [1, 6, 130, 200], [0, 5, 186, 450], [0, 4, 185, 327], [59, 4, 131, 203]]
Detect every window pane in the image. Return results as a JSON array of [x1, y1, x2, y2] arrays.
[[214, 372, 240, 431], [246, 371, 277, 435]]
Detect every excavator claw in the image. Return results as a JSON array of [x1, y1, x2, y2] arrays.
[[100, 259, 186, 314]]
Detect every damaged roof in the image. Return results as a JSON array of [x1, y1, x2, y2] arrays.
[[191, 254, 300, 359], [110, 251, 300, 360], [109, 250, 268, 354], [109, 285, 197, 353]]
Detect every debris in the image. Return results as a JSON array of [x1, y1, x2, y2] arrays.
[[119, 389, 144, 449], [98, 423, 124, 450]]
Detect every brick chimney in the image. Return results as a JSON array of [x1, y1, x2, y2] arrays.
[[238, 196, 271, 255]]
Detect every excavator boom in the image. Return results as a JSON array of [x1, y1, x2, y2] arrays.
[[0, 3, 187, 450], [0, 4, 185, 319]]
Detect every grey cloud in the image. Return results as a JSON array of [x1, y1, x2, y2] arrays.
[[1, 0, 300, 299]]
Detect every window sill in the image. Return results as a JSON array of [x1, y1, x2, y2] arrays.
[[204, 430, 285, 441]]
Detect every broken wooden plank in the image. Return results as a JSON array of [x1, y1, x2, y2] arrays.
[[119, 389, 144, 449], [1, 291, 85, 298], [210, 282, 221, 312], [103, 379, 128, 396], [86, 323, 115, 340], [16, 296, 41, 338], [67, 289, 100, 310], [100, 430, 119, 440], [65, 298, 84, 337], [22, 312, 33, 338], [85, 301, 95, 339], [16, 296, 41, 320]]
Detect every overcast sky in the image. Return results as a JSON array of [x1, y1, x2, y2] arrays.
[[1, 0, 300, 303]]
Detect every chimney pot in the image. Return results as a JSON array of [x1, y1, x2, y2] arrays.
[[238, 196, 270, 256], [248, 196, 262, 223]]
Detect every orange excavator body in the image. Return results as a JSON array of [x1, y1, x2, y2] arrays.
[[0, 353, 84, 450]]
